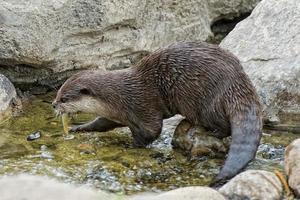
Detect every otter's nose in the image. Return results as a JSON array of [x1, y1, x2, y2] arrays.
[[52, 101, 58, 109]]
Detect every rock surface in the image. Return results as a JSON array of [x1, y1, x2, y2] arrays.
[[220, 0, 300, 122], [285, 139, 300, 197], [219, 170, 282, 200], [0, 0, 259, 89], [132, 187, 226, 200], [0, 174, 117, 200], [172, 119, 228, 158], [0, 74, 17, 120]]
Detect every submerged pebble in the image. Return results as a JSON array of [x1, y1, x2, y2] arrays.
[[64, 134, 75, 140], [172, 119, 228, 158], [26, 131, 41, 141], [40, 152, 54, 159], [257, 144, 284, 161]]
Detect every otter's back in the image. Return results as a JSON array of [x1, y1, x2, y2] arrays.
[[141, 42, 259, 132]]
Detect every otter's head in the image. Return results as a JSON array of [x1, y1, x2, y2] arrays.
[[52, 71, 109, 116]]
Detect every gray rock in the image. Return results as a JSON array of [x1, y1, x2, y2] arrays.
[[285, 139, 300, 197], [219, 170, 283, 200], [220, 0, 300, 122], [0, 174, 118, 200], [0, 74, 17, 115], [131, 186, 226, 200], [0, 0, 259, 89]]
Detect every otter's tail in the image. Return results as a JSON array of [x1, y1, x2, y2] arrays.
[[214, 105, 262, 185]]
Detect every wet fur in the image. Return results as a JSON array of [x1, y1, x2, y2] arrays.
[[54, 41, 262, 183]]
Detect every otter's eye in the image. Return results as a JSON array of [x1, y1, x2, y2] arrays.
[[80, 88, 90, 95], [60, 97, 67, 103]]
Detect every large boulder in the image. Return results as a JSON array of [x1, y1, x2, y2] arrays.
[[220, 0, 300, 123], [0, 0, 259, 89]]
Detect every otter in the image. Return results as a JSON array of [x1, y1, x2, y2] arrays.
[[52, 41, 262, 184]]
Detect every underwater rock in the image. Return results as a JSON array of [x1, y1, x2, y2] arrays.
[[131, 186, 226, 200], [26, 131, 41, 141], [285, 139, 300, 197], [257, 143, 284, 161], [220, 0, 300, 123], [0, 174, 117, 200], [64, 134, 75, 141], [172, 119, 228, 158], [219, 170, 283, 200], [0, 0, 259, 90]]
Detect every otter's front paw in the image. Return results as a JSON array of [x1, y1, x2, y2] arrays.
[[69, 125, 85, 132], [132, 140, 147, 148]]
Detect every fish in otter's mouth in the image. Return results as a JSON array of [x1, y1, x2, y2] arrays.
[[52, 101, 70, 134]]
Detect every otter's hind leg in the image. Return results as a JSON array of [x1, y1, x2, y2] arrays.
[[70, 117, 124, 132]]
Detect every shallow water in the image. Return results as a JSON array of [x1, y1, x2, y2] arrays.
[[0, 93, 299, 194]]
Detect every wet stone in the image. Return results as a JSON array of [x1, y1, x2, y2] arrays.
[[27, 131, 41, 141], [257, 143, 285, 161], [85, 164, 124, 192], [64, 134, 75, 141], [172, 119, 229, 158]]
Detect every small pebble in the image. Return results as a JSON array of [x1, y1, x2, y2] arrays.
[[40, 152, 54, 159], [27, 131, 41, 141], [40, 145, 47, 151], [63, 134, 75, 140]]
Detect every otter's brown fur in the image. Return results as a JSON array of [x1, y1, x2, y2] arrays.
[[53, 41, 262, 184]]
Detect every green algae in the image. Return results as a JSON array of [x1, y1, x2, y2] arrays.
[[0, 93, 299, 194]]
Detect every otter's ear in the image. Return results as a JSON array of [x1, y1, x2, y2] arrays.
[[79, 88, 92, 95]]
